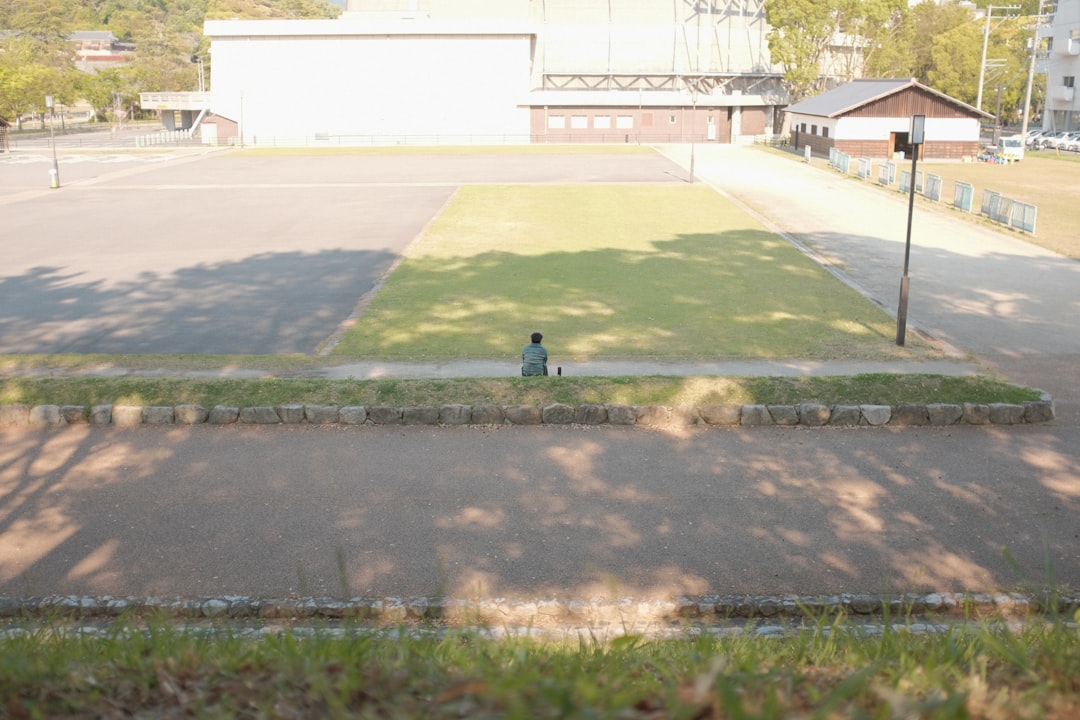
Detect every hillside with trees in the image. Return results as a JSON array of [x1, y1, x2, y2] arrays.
[[0, 0, 341, 127]]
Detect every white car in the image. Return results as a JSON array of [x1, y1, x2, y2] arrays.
[[1061, 132, 1080, 152], [1043, 131, 1072, 149]]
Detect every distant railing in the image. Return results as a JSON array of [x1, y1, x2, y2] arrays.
[[828, 151, 1037, 236]]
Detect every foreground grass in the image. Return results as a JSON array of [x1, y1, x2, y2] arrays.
[[0, 374, 1041, 409], [3, 617, 1078, 718]]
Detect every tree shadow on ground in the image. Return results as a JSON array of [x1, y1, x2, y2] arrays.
[[0, 249, 396, 355]]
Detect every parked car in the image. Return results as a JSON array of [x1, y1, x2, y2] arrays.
[[1026, 129, 1054, 148], [1042, 131, 1072, 149], [1061, 132, 1080, 152]]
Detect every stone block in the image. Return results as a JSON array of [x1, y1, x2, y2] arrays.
[[470, 404, 505, 425], [112, 405, 145, 428], [741, 405, 772, 426], [439, 404, 471, 425], [277, 404, 305, 424], [339, 406, 368, 425], [699, 403, 741, 425], [60, 406, 88, 424], [963, 403, 991, 424], [403, 406, 439, 425], [208, 406, 240, 424], [144, 406, 175, 425], [927, 403, 963, 426], [90, 405, 113, 426], [989, 403, 1025, 425], [797, 403, 831, 426], [305, 405, 340, 424], [860, 405, 892, 426], [672, 404, 701, 426], [0, 404, 30, 426], [605, 404, 636, 425], [542, 403, 574, 424], [29, 405, 63, 426], [1023, 400, 1054, 424], [767, 405, 799, 425], [891, 403, 929, 426], [175, 405, 209, 425], [829, 405, 861, 426], [366, 406, 402, 424], [636, 405, 671, 426], [574, 404, 607, 425], [239, 407, 280, 424], [505, 405, 542, 425]]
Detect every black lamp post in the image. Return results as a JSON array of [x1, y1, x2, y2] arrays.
[[896, 114, 925, 346]]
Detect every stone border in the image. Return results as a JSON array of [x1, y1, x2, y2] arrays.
[[0, 394, 1056, 428], [1, 591, 1076, 625]]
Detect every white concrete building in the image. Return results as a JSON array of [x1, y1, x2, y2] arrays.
[[198, 0, 788, 146], [1043, 0, 1080, 131]]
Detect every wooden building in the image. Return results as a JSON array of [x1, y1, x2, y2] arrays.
[[785, 78, 992, 160]]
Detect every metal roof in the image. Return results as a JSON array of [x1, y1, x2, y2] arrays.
[[785, 78, 992, 119], [69, 30, 118, 41]]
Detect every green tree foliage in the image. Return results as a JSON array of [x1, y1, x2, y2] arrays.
[[765, 0, 844, 101], [767, 0, 1042, 122]]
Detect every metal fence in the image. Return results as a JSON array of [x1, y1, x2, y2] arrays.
[[982, 189, 1037, 234]]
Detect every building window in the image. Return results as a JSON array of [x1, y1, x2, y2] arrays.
[[616, 115, 634, 129], [669, 114, 677, 124], [811, 124, 818, 135], [594, 115, 611, 129], [823, 126, 829, 138], [707, 115, 714, 125], [571, 115, 588, 129], [800, 123, 807, 132], [548, 115, 565, 129], [1065, 76, 1075, 88]]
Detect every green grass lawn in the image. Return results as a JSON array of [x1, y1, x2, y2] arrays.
[[330, 184, 938, 363]]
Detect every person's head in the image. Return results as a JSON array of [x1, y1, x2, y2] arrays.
[[531, 332, 543, 344]]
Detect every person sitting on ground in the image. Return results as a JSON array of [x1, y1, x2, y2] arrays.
[[521, 332, 548, 376]]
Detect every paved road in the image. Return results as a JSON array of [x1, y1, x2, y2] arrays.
[[2, 423, 1077, 599], [2, 144, 1078, 602]]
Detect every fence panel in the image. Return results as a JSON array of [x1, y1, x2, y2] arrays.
[[981, 189, 1000, 216], [952, 181, 974, 212], [1010, 202, 1038, 234], [857, 158, 872, 179], [924, 174, 942, 202], [899, 169, 911, 193]]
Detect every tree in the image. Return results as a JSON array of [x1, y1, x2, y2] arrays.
[[765, 0, 845, 100]]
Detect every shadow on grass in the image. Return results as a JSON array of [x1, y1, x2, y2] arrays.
[[331, 230, 921, 362]]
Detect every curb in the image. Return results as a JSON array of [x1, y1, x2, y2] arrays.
[[0, 394, 1057, 429], [3, 592, 1077, 626]]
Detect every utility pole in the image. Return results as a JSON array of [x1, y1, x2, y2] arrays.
[[977, 5, 1021, 112], [1020, 0, 1047, 139]]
